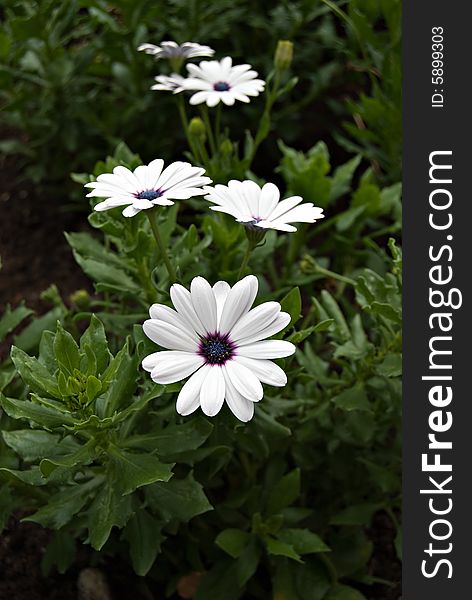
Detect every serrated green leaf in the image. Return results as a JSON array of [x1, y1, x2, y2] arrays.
[[109, 447, 173, 495], [146, 472, 212, 521], [123, 510, 164, 576], [53, 324, 80, 376], [79, 315, 110, 375], [332, 383, 371, 412], [0, 304, 33, 342], [280, 287, 302, 326], [215, 528, 251, 558], [267, 469, 300, 515], [0, 394, 74, 429], [277, 528, 330, 554], [1, 430, 79, 462], [10, 346, 61, 398], [266, 537, 302, 562], [87, 481, 133, 550]]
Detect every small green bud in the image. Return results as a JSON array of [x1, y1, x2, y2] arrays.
[[40, 284, 62, 306], [299, 254, 316, 274], [188, 117, 206, 142], [219, 138, 233, 156], [274, 40, 294, 72], [70, 289, 90, 310]]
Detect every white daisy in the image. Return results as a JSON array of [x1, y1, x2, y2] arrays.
[[85, 160, 212, 218], [182, 57, 265, 107], [141, 275, 295, 422], [151, 73, 186, 93], [204, 180, 325, 232], [138, 41, 215, 61]]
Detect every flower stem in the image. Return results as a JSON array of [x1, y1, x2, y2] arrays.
[[146, 208, 177, 282], [199, 105, 216, 155], [237, 240, 253, 280], [177, 96, 200, 162], [215, 103, 222, 145]]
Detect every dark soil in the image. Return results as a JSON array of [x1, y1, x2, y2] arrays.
[[0, 155, 91, 313]]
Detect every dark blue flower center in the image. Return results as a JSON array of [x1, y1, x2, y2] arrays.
[[213, 81, 230, 92], [200, 334, 233, 365], [136, 189, 162, 200]]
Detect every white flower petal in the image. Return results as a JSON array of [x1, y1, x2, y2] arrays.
[[122, 205, 141, 217], [235, 312, 291, 345], [222, 368, 255, 421], [170, 284, 207, 336], [259, 183, 280, 218], [148, 304, 199, 341], [224, 360, 263, 401], [219, 275, 258, 335], [268, 196, 303, 220], [143, 320, 198, 352], [237, 340, 296, 359], [213, 281, 231, 327], [230, 301, 281, 343], [190, 277, 218, 333], [235, 356, 287, 387], [176, 365, 210, 416], [149, 351, 204, 384], [200, 366, 225, 416]]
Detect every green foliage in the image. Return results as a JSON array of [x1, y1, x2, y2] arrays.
[[0, 2, 401, 597]]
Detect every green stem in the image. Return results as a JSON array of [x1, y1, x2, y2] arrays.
[[314, 264, 356, 286], [215, 103, 222, 145], [146, 208, 177, 282], [177, 96, 200, 161], [247, 70, 281, 167], [199, 105, 216, 155], [237, 240, 253, 280]]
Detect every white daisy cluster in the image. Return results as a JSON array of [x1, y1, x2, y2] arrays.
[[138, 39, 265, 107]]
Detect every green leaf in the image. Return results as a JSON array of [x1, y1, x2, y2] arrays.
[[13, 307, 65, 353], [267, 469, 300, 515], [39, 439, 96, 477], [102, 341, 138, 415], [80, 315, 110, 374], [1, 430, 79, 462], [109, 447, 173, 495], [146, 472, 212, 522], [332, 383, 371, 412], [376, 353, 402, 377], [320, 291, 350, 340], [330, 503, 381, 526], [87, 481, 133, 550], [329, 155, 361, 202], [25, 478, 100, 529], [216, 529, 251, 558], [85, 375, 102, 403], [53, 323, 80, 376], [277, 529, 330, 554], [123, 510, 164, 576], [0, 304, 33, 342], [125, 417, 213, 455], [10, 346, 61, 398], [0, 395, 74, 429], [280, 287, 302, 326], [41, 531, 76, 576], [266, 537, 302, 562]]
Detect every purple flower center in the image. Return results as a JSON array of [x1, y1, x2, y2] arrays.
[[199, 333, 234, 365], [136, 189, 162, 201], [213, 81, 230, 92]]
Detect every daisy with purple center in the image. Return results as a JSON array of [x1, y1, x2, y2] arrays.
[[141, 275, 295, 422], [182, 57, 265, 107], [137, 41, 215, 61], [85, 159, 212, 218]]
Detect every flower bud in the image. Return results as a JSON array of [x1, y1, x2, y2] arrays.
[[274, 40, 294, 72], [70, 289, 91, 310], [188, 117, 206, 142], [299, 254, 316, 274], [219, 139, 233, 156]]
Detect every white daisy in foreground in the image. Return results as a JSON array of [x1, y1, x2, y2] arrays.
[[183, 57, 265, 107], [85, 160, 212, 217], [204, 180, 325, 232], [151, 74, 186, 93], [138, 41, 215, 61], [142, 276, 295, 422]]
